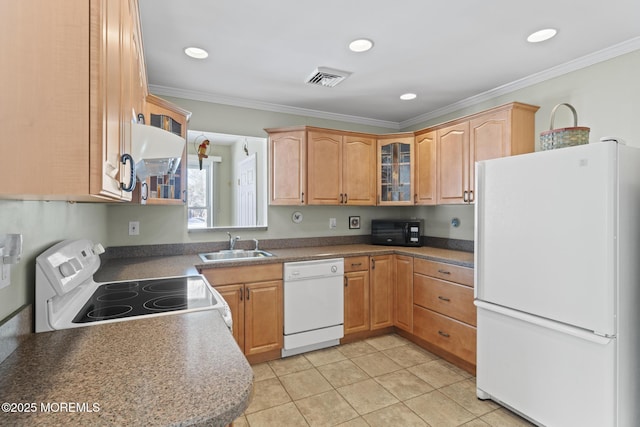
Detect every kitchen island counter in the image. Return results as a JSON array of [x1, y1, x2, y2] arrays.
[[0, 309, 252, 426]]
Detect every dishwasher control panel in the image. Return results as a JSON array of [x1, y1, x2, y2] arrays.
[[284, 258, 344, 281]]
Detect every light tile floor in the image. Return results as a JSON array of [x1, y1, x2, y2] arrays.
[[233, 334, 535, 427]]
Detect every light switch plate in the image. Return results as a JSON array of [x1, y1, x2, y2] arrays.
[[329, 218, 337, 229], [0, 264, 10, 289]]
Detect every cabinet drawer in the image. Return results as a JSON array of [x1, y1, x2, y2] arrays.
[[413, 305, 476, 365], [344, 256, 369, 272], [413, 274, 476, 326], [413, 258, 473, 287]]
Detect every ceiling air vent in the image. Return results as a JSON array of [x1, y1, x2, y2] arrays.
[[305, 67, 352, 87]]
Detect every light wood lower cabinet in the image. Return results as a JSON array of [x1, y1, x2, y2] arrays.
[[344, 256, 370, 335], [201, 264, 283, 357], [413, 305, 476, 366], [370, 255, 394, 329], [413, 258, 476, 369], [394, 255, 414, 332]]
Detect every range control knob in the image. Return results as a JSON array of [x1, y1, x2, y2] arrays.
[[331, 265, 338, 273], [58, 261, 77, 278]]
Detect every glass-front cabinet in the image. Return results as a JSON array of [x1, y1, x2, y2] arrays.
[[377, 135, 414, 205]]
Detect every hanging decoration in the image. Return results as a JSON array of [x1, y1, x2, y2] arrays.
[[193, 134, 211, 170]]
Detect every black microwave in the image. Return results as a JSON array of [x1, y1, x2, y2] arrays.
[[371, 219, 423, 247]]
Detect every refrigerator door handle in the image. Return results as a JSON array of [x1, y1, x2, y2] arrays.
[[474, 300, 613, 345]]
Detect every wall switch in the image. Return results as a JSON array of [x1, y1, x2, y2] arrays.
[[329, 218, 337, 229], [0, 264, 10, 289], [128, 221, 140, 236]]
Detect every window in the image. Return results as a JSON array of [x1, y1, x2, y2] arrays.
[[187, 157, 214, 228]]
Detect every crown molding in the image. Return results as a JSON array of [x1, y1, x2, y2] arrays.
[[147, 85, 401, 130], [400, 36, 640, 129], [150, 37, 640, 131]]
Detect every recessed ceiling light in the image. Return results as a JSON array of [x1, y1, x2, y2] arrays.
[[400, 93, 417, 101], [527, 28, 557, 43], [184, 47, 209, 59], [349, 38, 374, 53]]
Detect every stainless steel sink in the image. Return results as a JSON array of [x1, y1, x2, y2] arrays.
[[198, 249, 275, 263]]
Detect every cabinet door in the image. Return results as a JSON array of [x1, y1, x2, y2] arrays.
[[244, 280, 283, 355], [437, 122, 470, 204], [269, 131, 306, 205], [344, 270, 370, 335], [370, 255, 394, 329], [139, 95, 189, 205], [95, 0, 131, 200], [378, 138, 414, 205], [307, 131, 342, 205], [215, 284, 245, 352], [394, 255, 414, 332], [414, 131, 437, 205], [469, 109, 510, 200], [343, 135, 376, 205]]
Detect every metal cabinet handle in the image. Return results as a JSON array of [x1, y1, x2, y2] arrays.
[[340, 193, 344, 203], [246, 288, 250, 300], [182, 190, 187, 203], [463, 190, 468, 203], [120, 153, 136, 192], [344, 193, 348, 204], [437, 269, 451, 275], [438, 330, 450, 338], [438, 296, 451, 302], [351, 262, 362, 267], [344, 277, 348, 287], [371, 259, 376, 270], [301, 192, 305, 203], [414, 193, 417, 204], [239, 288, 243, 301], [469, 190, 474, 203]]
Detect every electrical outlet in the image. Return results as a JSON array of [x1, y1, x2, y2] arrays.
[[128, 221, 140, 236], [329, 218, 337, 229]]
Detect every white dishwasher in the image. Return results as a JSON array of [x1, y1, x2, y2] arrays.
[[282, 258, 344, 357]]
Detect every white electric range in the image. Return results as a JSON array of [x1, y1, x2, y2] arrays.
[[35, 239, 231, 333]]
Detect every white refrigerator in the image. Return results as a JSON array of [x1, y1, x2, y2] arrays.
[[474, 140, 640, 427]]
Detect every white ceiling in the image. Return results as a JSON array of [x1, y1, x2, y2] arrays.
[[138, 0, 640, 129]]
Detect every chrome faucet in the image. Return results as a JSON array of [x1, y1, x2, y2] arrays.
[[227, 232, 240, 250], [252, 238, 259, 251]]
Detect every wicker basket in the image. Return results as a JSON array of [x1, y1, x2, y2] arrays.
[[540, 103, 590, 151]]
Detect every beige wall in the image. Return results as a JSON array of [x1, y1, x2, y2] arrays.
[[0, 201, 108, 321], [1, 49, 638, 323]]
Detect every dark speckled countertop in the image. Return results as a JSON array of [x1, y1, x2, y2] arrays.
[[0, 311, 252, 427], [95, 244, 472, 280], [0, 243, 470, 427]]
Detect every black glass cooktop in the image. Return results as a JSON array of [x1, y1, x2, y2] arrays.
[[72, 276, 217, 324]]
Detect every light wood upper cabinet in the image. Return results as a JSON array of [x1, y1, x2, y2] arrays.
[[267, 128, 307, 205], [307, 131, 376, 205], [437, 122, 470, 204], [414, 130, 437, 205], [266, 103, 537, 206], [377, 135, 415, 205], [342, 135, 377, 205], [437, 102, 539, 204], [307, 131, 342, 204], [134, 94, 191, 205], [268, 127, 376, 205], [1, 0, 146, 201]]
